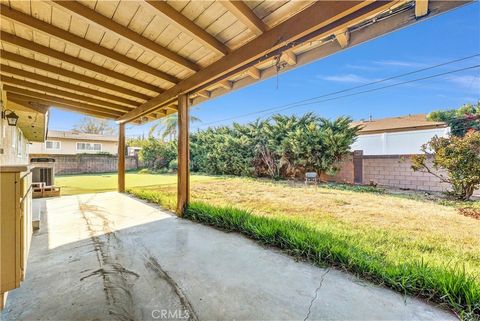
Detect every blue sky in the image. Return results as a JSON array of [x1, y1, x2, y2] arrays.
[[47, 2, 480, 137]]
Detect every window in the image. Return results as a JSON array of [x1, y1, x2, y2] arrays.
[[76, 142, 102, 152], [45, 140, 61, 150]]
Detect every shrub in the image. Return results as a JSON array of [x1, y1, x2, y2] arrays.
[[412, 131, 480, 200], [190, 113, 359, 179], [428, 101, 479, 137], [168, 159, 178, 171], [139, 138, 176, 170]]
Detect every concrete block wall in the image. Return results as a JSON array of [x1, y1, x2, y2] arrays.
[[30, 154, 138, 175], [324, 153, 479, 196], [320, 155, 354, 183], [362, 155, 450, 192]]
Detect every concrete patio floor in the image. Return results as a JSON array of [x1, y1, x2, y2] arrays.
[[2, 192, 456, 321]]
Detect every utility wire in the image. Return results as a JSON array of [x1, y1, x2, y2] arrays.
[[262, 64, 480, 117], [195, 54, 480, 128]]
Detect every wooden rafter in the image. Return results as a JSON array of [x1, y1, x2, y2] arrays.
[[196, 90, 210, 99], [217, 80, 233, 90], [220, 1, 267, 36], [7, 92, 121, 119], [415, 0, 429, 17], [0, 75, 132, 113], [0, 64, 140, 107], [119, 1, 387, 122], [144, 1, 229, 56], [246, 67, 261, 80], [282, 51, 297, 66], [0, 4, 179, 84], [335, 29, 350, 48], [0, 50, 151, 101], [0, 33, 161, 95], [4, 85, 123, 117], [52, 0, 200, 72]]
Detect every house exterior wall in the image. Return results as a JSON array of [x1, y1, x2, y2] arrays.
[[351, 128, 449, 155], [0, 117, 30, 166], [30, 138, 118, 155]]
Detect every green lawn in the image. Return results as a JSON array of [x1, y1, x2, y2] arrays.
[[55, 171, 217, 195]]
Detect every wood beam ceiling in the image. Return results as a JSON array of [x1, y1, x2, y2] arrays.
[[144, 1, 229, 56], [119, 0, 387, 122], [0, 75, 132, 113], [52, 0, 200, 72], [7, 92, 122, 119], [220, 1, 267, 36], [0, 33, 161, 95], [4, 85, 124, 117], [0, 50, 151, 101], [8, 98, 49, 115], [0, 4, 179, 85], [0, 64, 140, 107]]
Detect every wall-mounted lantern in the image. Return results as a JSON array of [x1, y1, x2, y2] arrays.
[[1, 109, 19, 127]]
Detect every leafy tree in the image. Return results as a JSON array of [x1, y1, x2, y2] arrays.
[[149, 114, 201, 141], [290, 116, 360, 174], [427, 102, 479, 136], [73, 116, 117, 135], [412, 131, 480, 200]]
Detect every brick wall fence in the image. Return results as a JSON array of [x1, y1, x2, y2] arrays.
[[323, 151, 479, 196], [30, 154, 139, 175]]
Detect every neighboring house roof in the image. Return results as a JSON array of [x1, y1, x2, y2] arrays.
[[352, 114, 447, 135], [47, 130, 117, 142]]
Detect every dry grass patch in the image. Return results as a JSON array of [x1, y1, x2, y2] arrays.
[[131, 177, 480, 317], [138, 177, 480, 277]]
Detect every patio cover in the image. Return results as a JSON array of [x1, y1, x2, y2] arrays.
[[0, 0, 469, 213], [0, 0, 469, 124]]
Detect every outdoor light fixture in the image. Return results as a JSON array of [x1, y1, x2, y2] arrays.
[[1, 109, 19, 127]]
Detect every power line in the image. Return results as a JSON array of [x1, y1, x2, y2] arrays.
[[195, 54, 480, 128], [263, 64, 480, 117]]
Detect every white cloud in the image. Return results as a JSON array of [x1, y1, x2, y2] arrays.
[[374, 60, 427, 68], [447, 74, 480, 92], [319, 74, 378, 83], [345, 64, 379, 71]]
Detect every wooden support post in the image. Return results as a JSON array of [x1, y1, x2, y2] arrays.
[[118, 123, 125, 193], [177, 94, 190, 216]]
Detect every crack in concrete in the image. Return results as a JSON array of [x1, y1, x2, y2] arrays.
[[303, 269, 330, 321]]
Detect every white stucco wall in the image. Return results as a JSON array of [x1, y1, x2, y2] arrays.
[[30, 138, 118, 155], [351, 127, 450, 155], [0, 116, 30, 166]]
